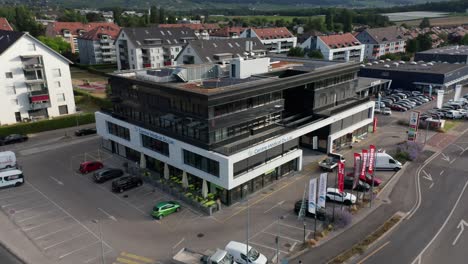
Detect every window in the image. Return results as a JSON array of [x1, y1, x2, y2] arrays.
[[27, 43, 36, 51], [55, 81, 61, 88], [141, 134, 169, 156], [57, 93, 65, 102], [6, 85, 16, 95], [183, 149, 219, 177], [107, 121, 130, 140], [52, 69, 61, 77], [5, 72, 13, 78]]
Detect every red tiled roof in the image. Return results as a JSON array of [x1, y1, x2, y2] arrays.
[[158, 23, 220, 31], [78, 24, 121, 40], [252, 27, 294, 40], [318, 33, 362, 49], [210, 26, 247, 37], [0, 17, 13, 31], [45, 22, 119, 37]]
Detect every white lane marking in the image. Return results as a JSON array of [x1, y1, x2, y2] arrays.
[[15, 202, 51, 213], [441, 153, 451, 162], [248, 241, 288, 254], [16, 208, 60, 223], [422, 170, 433, 182], [43, 231, 88, 250], [449, 158, 457, 164], [59, 240, 99, 259], [98, 208, 117, 222], [33, 223, 78, 240], [84, 248, 113, 263], [264, 200, 285, 213], [261, 231, 302, 243], [1, 196, 44, 208], [411, 180, 468, 263], [172, 237, 185, 249], [49, 176, 64, 185], [452, 219, 468, 246], [23, 216, 70, 231], [429, 183, 434, 189], [0, 190, 36, 200], [25, 183, 113, 251], [440, 170, 445, 176]]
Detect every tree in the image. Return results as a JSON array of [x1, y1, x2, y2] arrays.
[[38, 36, 71, 54], [341, 9, 353, 33], [325, 9, 334, 31], [57, 10, 87, 23], [150, 5, 159, 24], [86, 13, 105, 22], [308, 49, 324, 59], [167, 14, 177, 24], [417, 33, 433, 51], [158, 8, 165, 24], [304, 17, 326, 32], [111, 7, 123, 26], [400, 23, 409, 29], [287, 47, 305, 57], [406, 39, 419, 53], [419, 17, 431, 28], [461, 35, 468, 45]]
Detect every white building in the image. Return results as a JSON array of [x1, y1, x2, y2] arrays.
[[300, 33, 365, 62], [0, 30, 76, 125], [355, 27, 406, 60], [115, 27, 197, 70], [240, 27, 297, 54], [77, 24, 121, 65]]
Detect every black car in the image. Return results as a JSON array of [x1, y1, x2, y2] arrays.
[[93, 168, 124, 183], [111, 176, 143, 193], [0, 134, 28, 145], [294, 200, 326, 221], [343, 177, 370, 192], [75, 128, 97, 136]]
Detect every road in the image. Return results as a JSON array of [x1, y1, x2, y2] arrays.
[[352, 128, 468, 264], [0, 244, 23, 264]]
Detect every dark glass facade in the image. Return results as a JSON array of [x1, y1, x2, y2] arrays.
[[183, 149, 220, 177], [107, 121, 130, 140], [141, 134, 170, 156]]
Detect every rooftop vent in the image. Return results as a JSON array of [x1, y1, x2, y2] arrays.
[[421, 64, 427, 67]]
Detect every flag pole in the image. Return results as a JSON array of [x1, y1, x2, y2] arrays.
[[333, 168, 337, 222]]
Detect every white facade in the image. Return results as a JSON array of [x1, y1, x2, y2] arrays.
[[96, 100, 374, 191], [316, 38, 365, 62], [362, 41, 406, 60], [240, 29, 297, 54], [0, 34, 76, 125], [78, 36, 117, 65]]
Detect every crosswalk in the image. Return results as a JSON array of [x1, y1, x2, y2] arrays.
[[113, 252, 160, 264]]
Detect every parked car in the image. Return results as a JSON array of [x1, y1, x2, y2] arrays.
[[225, 241, 268, 264], [382, 108, 392, 115], [346, 172, 382, 187], [0, 134, 28, 145], [75, 128, 97, 136], [390, 105, 407, 112], [151, 201, 180, 220], [294, 200, 326, 220], [326, 188, 357, 205], [445, 110, 463, 119], [111, 175, 143, 193], [93, 168, 124, 183], [79, 161, 104, 174], [343, 177, 370, 192], [412, 91, 422, 96]]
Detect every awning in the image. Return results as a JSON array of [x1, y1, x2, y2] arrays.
[[31, 95, 49, 102]]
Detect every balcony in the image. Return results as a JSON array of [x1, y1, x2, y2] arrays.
[[102, 51, 115, 56], [23, 64, 44, 71], [29, 93, 51, 110], [30, 101, 51, 110], [29, 89, 49, 97], [100, 38, 111, 44]]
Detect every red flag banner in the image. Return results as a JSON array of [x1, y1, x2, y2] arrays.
[[338, 162, 345, 193], [353, 153, 361, 190], [360, 149, 368, 179], [368, 145, 376, 174]]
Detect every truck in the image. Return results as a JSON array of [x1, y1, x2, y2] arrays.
[[172, 248, 235, 264], [319, 157, 337, 172]]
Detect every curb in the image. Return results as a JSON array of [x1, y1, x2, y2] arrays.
[[0, 241, 27, 264]]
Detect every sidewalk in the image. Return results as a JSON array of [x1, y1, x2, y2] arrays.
[[0, 210, 57, 264]]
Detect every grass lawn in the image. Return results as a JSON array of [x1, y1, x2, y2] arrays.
[[70, 67, 109, 84], [441, 120, 459, 133]]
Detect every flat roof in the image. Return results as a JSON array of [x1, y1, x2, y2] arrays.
[[417, 45, 468, 56], [360, 61, 468, 74], [357, 77, 391, 88]]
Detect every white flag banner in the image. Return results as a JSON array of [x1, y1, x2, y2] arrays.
[[308, 178, 317, 214], [318, 173, 328, 209], [454, 85, 462, 101], [437, 90, 444, 109]]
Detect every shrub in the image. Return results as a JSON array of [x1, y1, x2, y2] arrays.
[[395, 141, 423, 161], [328, 208, 353, 229], [73, 89, 112, 109]]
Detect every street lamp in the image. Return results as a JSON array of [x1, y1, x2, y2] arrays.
[[92, 219, 105, 264]]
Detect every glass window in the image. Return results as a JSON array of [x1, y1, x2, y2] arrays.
[[5, 72, 13, 78], [107, 121, 130, 140], [141, 134, 169, 156], [183, 149, 219, 177], [55, 81, 61, 88], [57, 93, 65, 102]]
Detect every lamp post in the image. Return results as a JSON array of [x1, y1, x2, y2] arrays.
[[93, 219, 105, 264]]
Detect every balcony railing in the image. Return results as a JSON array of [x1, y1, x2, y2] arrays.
[[30, 101, 51, 110], [29, 89, 49, 97], [23, 64, 44, 71]]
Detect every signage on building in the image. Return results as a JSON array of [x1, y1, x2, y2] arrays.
[[338, 162, 345, 193], [248, 135, 293, 156], [308, 178, 317, 214], [408, 111, 420, 141], [317, 173, 328, 209], [136, 127, 175, 144]]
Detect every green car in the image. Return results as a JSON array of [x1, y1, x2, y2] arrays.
[[151, 201, 181, 220]]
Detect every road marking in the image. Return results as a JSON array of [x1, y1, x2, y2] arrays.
[[172, 237, 185, 249], [289, 242, 297, 252], [261, 231, 302, 243], [422, 170, 433, 182], [411, 179, 468, 263], [0, 190, 36, 200], [452, 219, 468, 246], [429, 183, 434, 189], [451, 144, 465, 154], [449, 158, 457, 164], [43, 231, 88, 250], [59, 240, 99, 259], [98, 207, 117, 221], [263, 200, 285, 213], [49, 176, 64, 185], [15, 202, 50, 214], [116, 257, 141, 264], [1, 196, 43, 208], [441, 153, 451, 162], [248, 241, 288, 254], [279, 222, 314, 232], [84, 248, 112, 263], [33, 223, 78, 240], [440, 170, 445, 176], [357, 241, 390, 264], [121, 252, 155, 263], [23, 216, 69, 231], [16, 208, 60, 223]]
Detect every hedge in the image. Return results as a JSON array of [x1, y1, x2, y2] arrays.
[[0, 113, 95, 136], [73, 89, 112, 109]]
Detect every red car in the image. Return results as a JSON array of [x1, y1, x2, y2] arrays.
[[346, 172, 383, 187], [79, 161, 104, 174]]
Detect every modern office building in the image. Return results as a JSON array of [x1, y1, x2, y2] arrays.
[[355, 27, 406, 60], [95, 56, 376, 205], [0, 30, 76, 125], [300, 33, 365, 62], [414, 45, 468, 64], [359, 61, 468, 92], [240, 27, 297, 53], [77, 24, 121, 65], [115, 27, 197, 70]]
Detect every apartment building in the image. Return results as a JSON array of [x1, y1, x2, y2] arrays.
[[77, 24, 121, 65], [0, 30, 76, 125], [159, 24, 220, 40], [0, 17, 13, 31], [300, 33, 365, 62], [115, 27, 197, 70], [209, 27, 247, 39], [355, 27, 406, 60], [95, 56, 376, 205], [240, 27, 297, 53]]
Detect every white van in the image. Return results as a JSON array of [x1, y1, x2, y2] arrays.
[[375, 153, 402, 171], [0, 151, 17, 170], [225, 241, 267, 264], [446, 110, 463, 119], [0, 169, 24, 188]]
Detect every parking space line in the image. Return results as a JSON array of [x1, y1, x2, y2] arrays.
[[0, 190, 36, 200], [84, 248, 113, 263], [23, 216, 70, 231], [248, 241, 288, 254], [121, 252, 155, 263], [116, 257, 141, 264], [278, 222, 315, 232], [16, 208, 61, 223], [59, 240, 99, 259], [261, 231, 302, 243], [172, 237, 185, 249], [14, 202, 51, 214], [1, 196, 45, 208], [33, 223, 78, 240], [43, 231, 88, 250]]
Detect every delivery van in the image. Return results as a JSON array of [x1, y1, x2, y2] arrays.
[[375, 153, 402, 171], [0, 151, 16, 170], [0, 169, 24, 188], [225, 241, 267, 264]]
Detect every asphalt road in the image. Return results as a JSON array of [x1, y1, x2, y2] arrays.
[[0, 244, 23, 264], [352, 128, 468, 264]]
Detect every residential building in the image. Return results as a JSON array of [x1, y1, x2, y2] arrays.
[[77, 24, 121, 65], [240, 27, 297, 53], [355, 27, 406, 60], [359, 60, 468, 93], [209, 27, 247, 39], [300, 33, 365, 62], [159, 24, 220, 40], [0, 30, 76, 125], [175, 38, 266, 65], [0, 17, 13, 31], [415, 45, 468, 64], [95, 56, 376, 205], [115, 27, 197, 70], [45, 22, 118, 53]]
